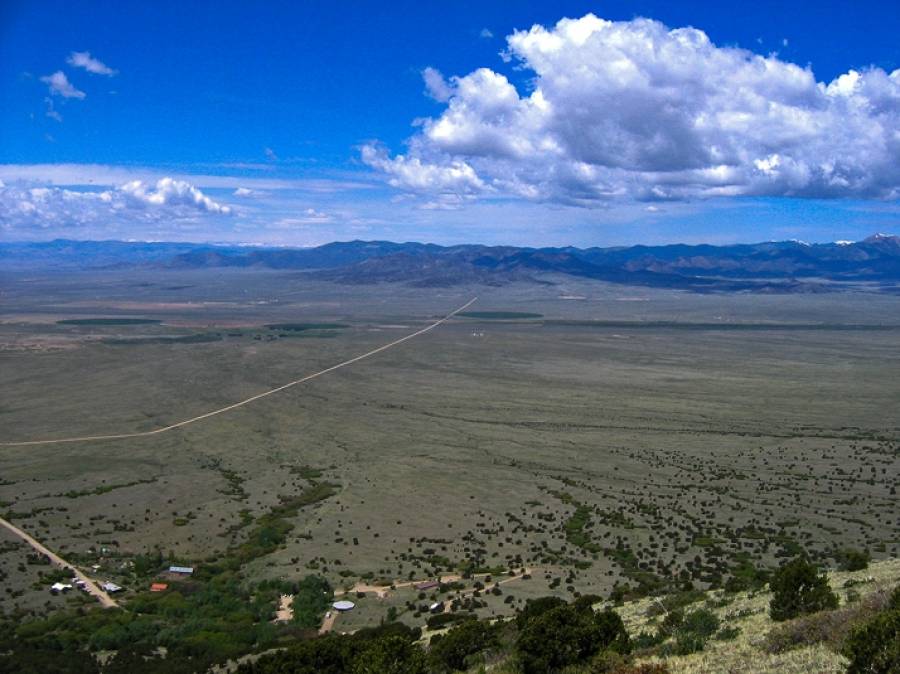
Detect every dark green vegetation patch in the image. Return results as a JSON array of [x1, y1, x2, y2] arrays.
[[57, 318, 162, 326], [265, 323, 349, 331], [103, 333, 223, 345], [458, 311, 543, 319]]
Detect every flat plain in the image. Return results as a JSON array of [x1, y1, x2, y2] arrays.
[[1, 268, 898, 627]]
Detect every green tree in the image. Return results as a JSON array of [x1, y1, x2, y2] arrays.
[[515, 596, 567, 629], [768, 557, 838, 621], [236, 635, 358, 674], [428, 619, 496, 671], [351, 636, 428, 674], [516, 604, 630, 674], [292, 575, 333, 629]]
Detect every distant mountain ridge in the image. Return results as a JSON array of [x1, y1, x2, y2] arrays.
[[3, 235, 900, 293]]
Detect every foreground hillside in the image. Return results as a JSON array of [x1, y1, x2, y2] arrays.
[[609, 557, 900, 674], [444, 558, 900, 674]]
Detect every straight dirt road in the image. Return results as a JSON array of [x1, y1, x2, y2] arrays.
[[0, 515, 118, 608], [1, 296, 477, 447]]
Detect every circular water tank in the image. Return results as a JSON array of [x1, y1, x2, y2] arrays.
[[332, 600, 355, 611]]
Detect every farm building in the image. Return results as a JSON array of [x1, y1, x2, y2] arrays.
[[414, 580, 439, 591], [50, 582, 72, 594], [150, 583, 168, 592], [168, 565, 194, 575]]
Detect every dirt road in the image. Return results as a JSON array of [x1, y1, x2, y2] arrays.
[[1, 297, 477, 447], [273, 594, 293, 622], [334, 568, 537, 602], [0, 515, 118, 608], [319, 610, 338, 634]]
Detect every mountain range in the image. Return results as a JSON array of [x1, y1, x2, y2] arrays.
[[3, 235, 900, 293]]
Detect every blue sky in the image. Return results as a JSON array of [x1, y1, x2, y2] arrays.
[[1, 0, 898, 247]]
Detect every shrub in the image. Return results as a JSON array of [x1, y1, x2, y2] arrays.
[[608, 665, 671, 674], [842, 586, 900, 674], [769, 557, 838, 621], [837, 549, 870, 572], [672, 631, 706, 655], [425, 612, 471, 630], [631, 631, 665, 650], [764, 588, 893, 655], [714, 626, 741, 641], [680, 608, 720, 639]]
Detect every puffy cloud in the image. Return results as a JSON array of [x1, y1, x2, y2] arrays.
[[67, 51, 117, 76], [41, 71, 85, 99], [0, 178, 231, 232], [361, 144, 487, 195], [119, 178, 232, 214], [365, 13, 900, 206]]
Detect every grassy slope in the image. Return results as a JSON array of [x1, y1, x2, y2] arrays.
[[480, 557, 900, 674]]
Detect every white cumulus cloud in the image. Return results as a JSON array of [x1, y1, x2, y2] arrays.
[[67, 51, 117, 76], [119, 178, 232, 214], [364, 13, 900, 206], [41, 71, 86, 99], [0, 178, 232, 233]]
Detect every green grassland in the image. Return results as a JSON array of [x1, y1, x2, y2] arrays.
[[0, 268, 898, 669]]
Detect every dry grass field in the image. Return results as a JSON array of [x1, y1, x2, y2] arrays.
[[1, 269, 898, 631]]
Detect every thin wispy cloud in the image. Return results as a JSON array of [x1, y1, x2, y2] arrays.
[[422, 67, 454, 102], [44, 98, 63, 122], [40, 71, 85, 99], [67, 51, 117, 76]]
